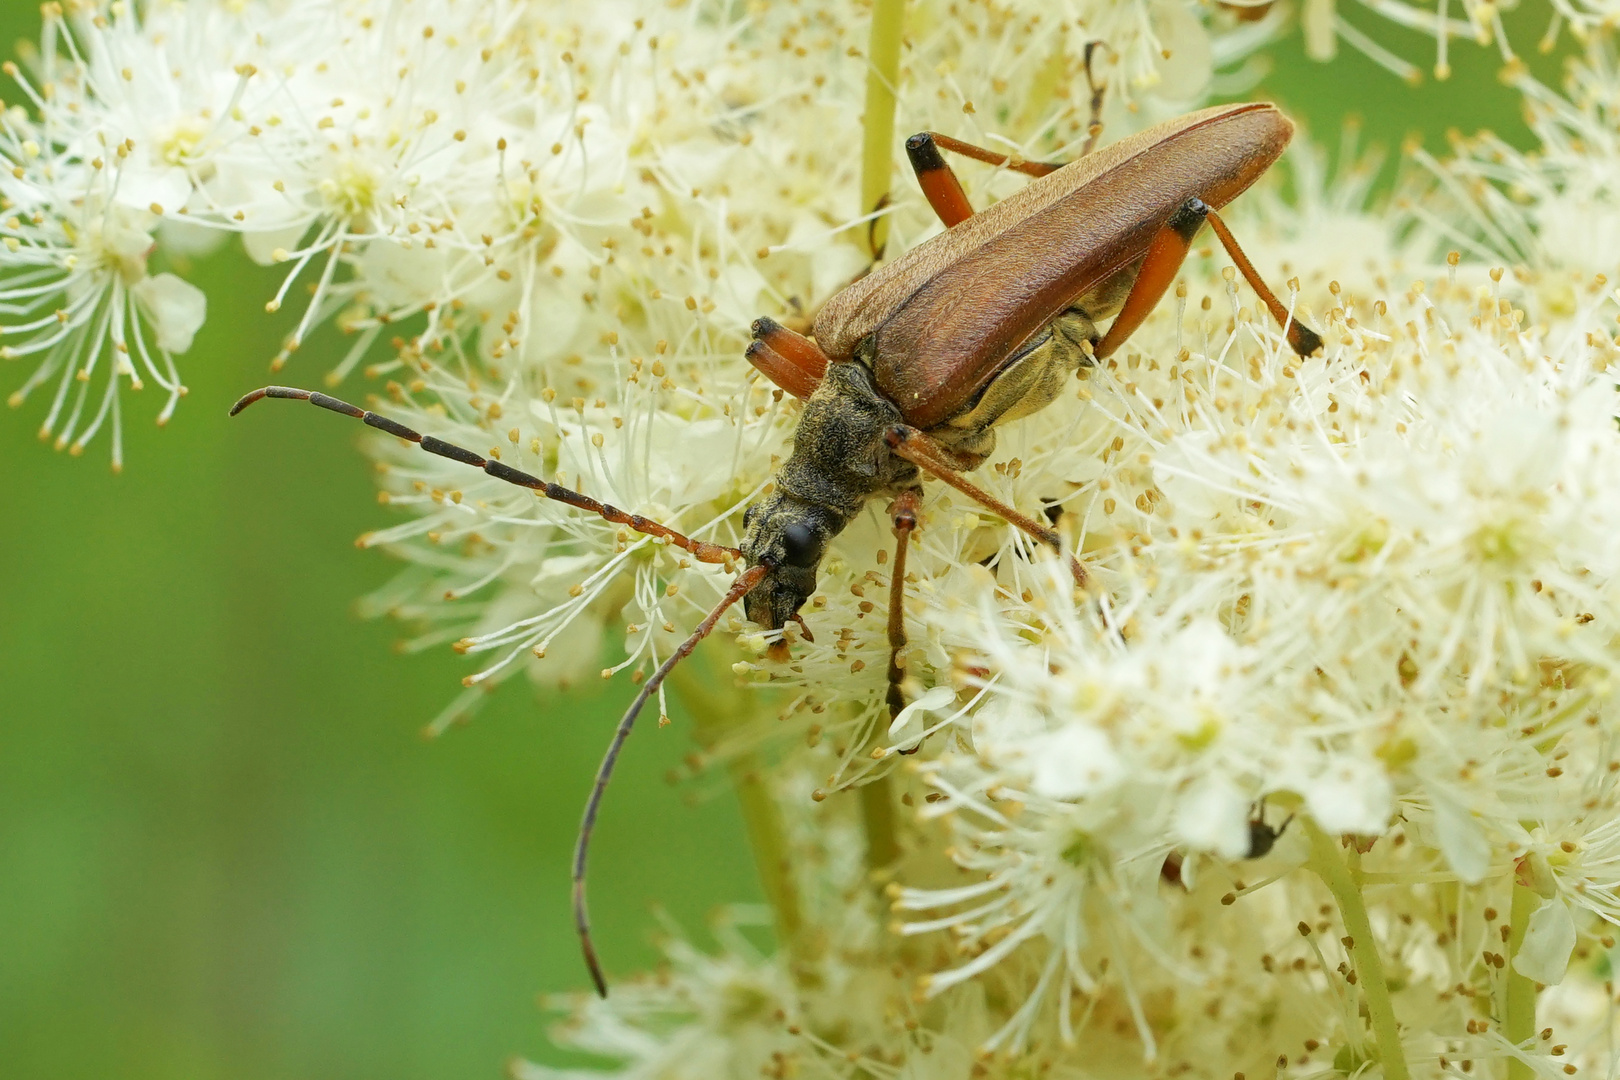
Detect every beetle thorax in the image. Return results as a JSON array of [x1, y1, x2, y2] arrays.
[[740, 359, 919, 630]]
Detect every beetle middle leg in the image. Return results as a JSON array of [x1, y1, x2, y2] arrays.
[[905, 47, 1108, 229], [883, 424, 1086, 586], [905, 132, 1062, 228]]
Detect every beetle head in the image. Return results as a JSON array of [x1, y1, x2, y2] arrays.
[[740, 495, 841, 633]]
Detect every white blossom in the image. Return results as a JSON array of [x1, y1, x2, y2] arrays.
[[15, 2, 1620, 1078]]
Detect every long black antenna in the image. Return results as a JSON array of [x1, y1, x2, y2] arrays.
[[231, 384, 771, 996], [572, 562, 769, 996], [229, 386, 743, 565]]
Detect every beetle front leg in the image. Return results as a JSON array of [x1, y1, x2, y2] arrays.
[[884, 425, 1087, 586], [885, 488, 923, 727]]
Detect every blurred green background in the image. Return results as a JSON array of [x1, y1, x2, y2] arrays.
[[0, 2, 1552, 1078]]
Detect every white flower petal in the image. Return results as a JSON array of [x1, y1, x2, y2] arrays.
[[1514, 897, 1577, 986], [131, 273, 207, 354], [1431, 796, 1491, 886], [1298, 759, 1391, 837], [1175, 777, 1251, 859], [887, 685, 956, 739], [1029, 727, 1123, 801]]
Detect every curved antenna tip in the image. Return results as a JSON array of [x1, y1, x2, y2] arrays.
[[573, 880, 609, 998], [569, 564, 770, 1000], [228, 387, 270, 416], [229, 385, 313, 417]]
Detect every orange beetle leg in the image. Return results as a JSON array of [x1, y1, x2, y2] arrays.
[[904, 131, 1064, 229], [884, 425, 1087, 588], [904, 133, 977, 228], [921, 131, 1063, 178], [1095, 198, 1211, 360], [1096, 198, 1323, 361], [1205, 209, 1323, 357], [885, 487, 923, 727]]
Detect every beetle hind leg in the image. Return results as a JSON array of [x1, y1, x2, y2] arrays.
[[905, 46, 1106, 229], [1204, 209, 1324, 358], [1094, 197, 1322, 361], [1094, 198, 1210, 360], [905, 134, 975, 228]]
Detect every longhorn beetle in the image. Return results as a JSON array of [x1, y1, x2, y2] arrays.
[[232, 98, 1321, 996]]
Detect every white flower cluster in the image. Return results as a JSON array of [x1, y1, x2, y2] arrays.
[[1, 0, 1249, 468], [13, 2, 1620, 1079], [1296, 0, 1537, 85], [1411, 42, 1620, 295], [894, 257, 1620, 1049]]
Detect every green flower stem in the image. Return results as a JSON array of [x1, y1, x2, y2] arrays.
[[860, 772, 901, 878], [723, 745, 805, 949], [1305, 820, 1412, 1080], [669, 654, 804, 962], [860, 0, 906, 259], [1503, 883, 1538, 1080], [853, 0, 907, 884]]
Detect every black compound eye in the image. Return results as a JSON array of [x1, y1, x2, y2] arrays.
[[780, 521, 821, 568]]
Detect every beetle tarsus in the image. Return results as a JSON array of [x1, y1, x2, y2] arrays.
[[1288, 322, 1325, 357], [1246, 810, 1294, 858]]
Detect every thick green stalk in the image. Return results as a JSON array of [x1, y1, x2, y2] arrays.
[[724, 746, 804, 948], [1503, 883, 1538, 1080], [860, 0, 906, 259], [852, 0, 907, 885], [1305, 820, 1412, 1080], [860, 773, 901, 877], [669, 655, 804, 959]]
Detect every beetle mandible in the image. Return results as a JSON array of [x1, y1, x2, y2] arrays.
[[230, 97, 1321, 996]]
